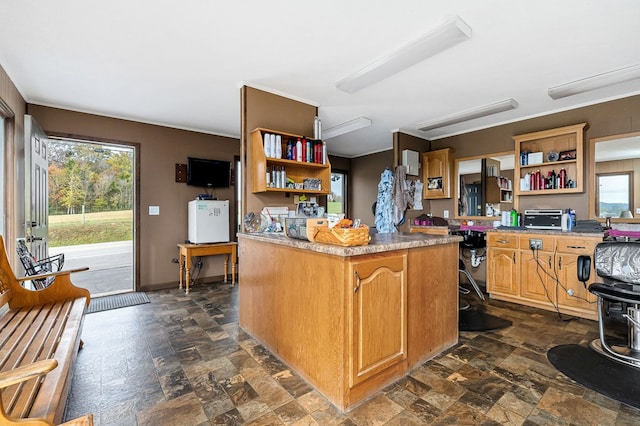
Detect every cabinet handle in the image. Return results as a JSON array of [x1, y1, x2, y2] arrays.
[[512, 253, 516, 264], [558, 256, 562, 270], [354, 271, 361, 293], [548, 256, 552, 269], [498, 239, 509, 244], [567, 245, 586, 249]]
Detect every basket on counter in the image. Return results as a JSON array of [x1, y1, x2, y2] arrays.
[[284, 218, 327, 241], [313, 225, 371, 247]]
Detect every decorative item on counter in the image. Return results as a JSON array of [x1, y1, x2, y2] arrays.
[[528, 151, 543, 164], [314, 217, 370, 246], [303, 178, 322, 191], [314, 116, 322, 140], [510, 209, 518, 227], [559, 149, 576, 160], [284, 217, 326, 241], [243, 212, 269, 233], [275, 134, 282, 159]]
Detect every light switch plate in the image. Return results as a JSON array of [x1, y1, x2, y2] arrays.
[[149, 206, 160, 216], [636, 208, 640, 215], [443, 210, 449, 218]]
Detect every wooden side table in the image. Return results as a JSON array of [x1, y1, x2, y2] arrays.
[[178, 242, 237, 294]]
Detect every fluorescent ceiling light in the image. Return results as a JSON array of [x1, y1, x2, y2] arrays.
[[417, 99, 519, 131], [323, 117, 372, 139], [336, 16, 471, 94], [548, 64, 640, 99]]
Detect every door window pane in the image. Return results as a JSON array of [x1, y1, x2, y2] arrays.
[[329, 172, 347, 214]]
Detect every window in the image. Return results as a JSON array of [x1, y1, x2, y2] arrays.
[[596, 172, 633, 218], [329, 171, 347, 215]]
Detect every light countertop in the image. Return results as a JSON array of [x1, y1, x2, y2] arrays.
[[238, 231, 462, 257]]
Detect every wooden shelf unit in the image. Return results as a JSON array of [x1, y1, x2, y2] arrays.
[[250, 128, 331, 194], [514, 123, 587, 197], [422, 148, 454, 199]]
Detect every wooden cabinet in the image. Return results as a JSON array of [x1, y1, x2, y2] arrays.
[[518, 235, 555, 303], [514, 123, 587, 197], [349, 254, 407, 387], [422, 148, 454, 199], [486, 233, 518, 296], [238, 235, 459, 412], [555, 238, 598, 311], [486, 231, 600, 320], [250, 128, 331, 194]]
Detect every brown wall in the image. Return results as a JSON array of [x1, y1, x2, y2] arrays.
[[27, 105, 240, 291], [429, 95, 640, 221], [393, 132, 432, 231], [0, 64, 27, 260], [241, 86, 318, 220], [351, 150, 393, 227]]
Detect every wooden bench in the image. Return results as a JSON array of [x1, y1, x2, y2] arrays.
[[0, 236, 93, 425]]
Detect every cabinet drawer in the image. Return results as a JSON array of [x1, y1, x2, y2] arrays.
[[518, 235, 554, 252], [487, 233, 518, 248], [556, 238, 599, 254]]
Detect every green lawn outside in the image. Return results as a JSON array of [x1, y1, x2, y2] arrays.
[[49, 210, 133, 247]]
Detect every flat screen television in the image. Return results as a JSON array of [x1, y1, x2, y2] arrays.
[[187, 157, 230, 188]]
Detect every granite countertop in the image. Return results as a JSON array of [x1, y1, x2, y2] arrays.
[[238, 231, 462, 257]]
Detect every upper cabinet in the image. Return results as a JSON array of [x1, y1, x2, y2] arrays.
[[422, 148, 454, 199], [250, 128, 331, 194], [513, 123, 587, 197]]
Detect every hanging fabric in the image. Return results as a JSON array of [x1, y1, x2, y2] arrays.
[[374, 168, 395, 233], [392, 165, 410, 226]]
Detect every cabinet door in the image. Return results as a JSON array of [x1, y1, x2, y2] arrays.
[[520, 251, 556, 304], [350, 254, 407, 387], [422, 149, 452, 199], [487, 248, 518, 296], [556, 253, 597, 312]]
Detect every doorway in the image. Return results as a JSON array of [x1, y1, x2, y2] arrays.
[[47, 138, 136, 296]]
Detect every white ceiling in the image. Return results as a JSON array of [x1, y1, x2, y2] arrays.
[[1, 1, 640, 158]]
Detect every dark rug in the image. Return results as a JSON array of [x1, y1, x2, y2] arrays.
[[87, 292, 150, 314], [547, 344, 640, 409], [459, 309, 512, 331]]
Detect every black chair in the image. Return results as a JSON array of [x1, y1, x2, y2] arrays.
[[16, 238, 64, 290], [579, 241, 640, 368], [456, 230, 486, 307]]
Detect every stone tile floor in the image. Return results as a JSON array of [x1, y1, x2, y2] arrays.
[[64, 283, 640, 425]]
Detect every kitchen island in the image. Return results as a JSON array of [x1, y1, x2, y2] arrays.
[[238, 231, 461, 412]]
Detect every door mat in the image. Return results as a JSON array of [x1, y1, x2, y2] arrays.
[[459, 309, 512, 332], [87, 292, 150, 314], [547, 344, 640, 410]]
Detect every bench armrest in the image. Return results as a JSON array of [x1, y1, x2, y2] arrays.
[[16, 267, 90, 283], [0, 359, 58, 389]]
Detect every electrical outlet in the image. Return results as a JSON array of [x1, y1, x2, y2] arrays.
[[443, 210, 449, 218], [529, 238, 543, 250], [636, 207, 640, 215]]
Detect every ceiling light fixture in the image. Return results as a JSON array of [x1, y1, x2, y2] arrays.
[[335, 16, 472, 94], [323, 117, 372, 139], [417, 98, 519, 131], [548, 64, 640, 99]]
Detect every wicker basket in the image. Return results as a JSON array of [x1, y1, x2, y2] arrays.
[[284, 218, 327, 241], [313, 225, 371, 246]]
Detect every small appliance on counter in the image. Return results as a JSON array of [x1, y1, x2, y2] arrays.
[[523, 209, 563, 230]]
